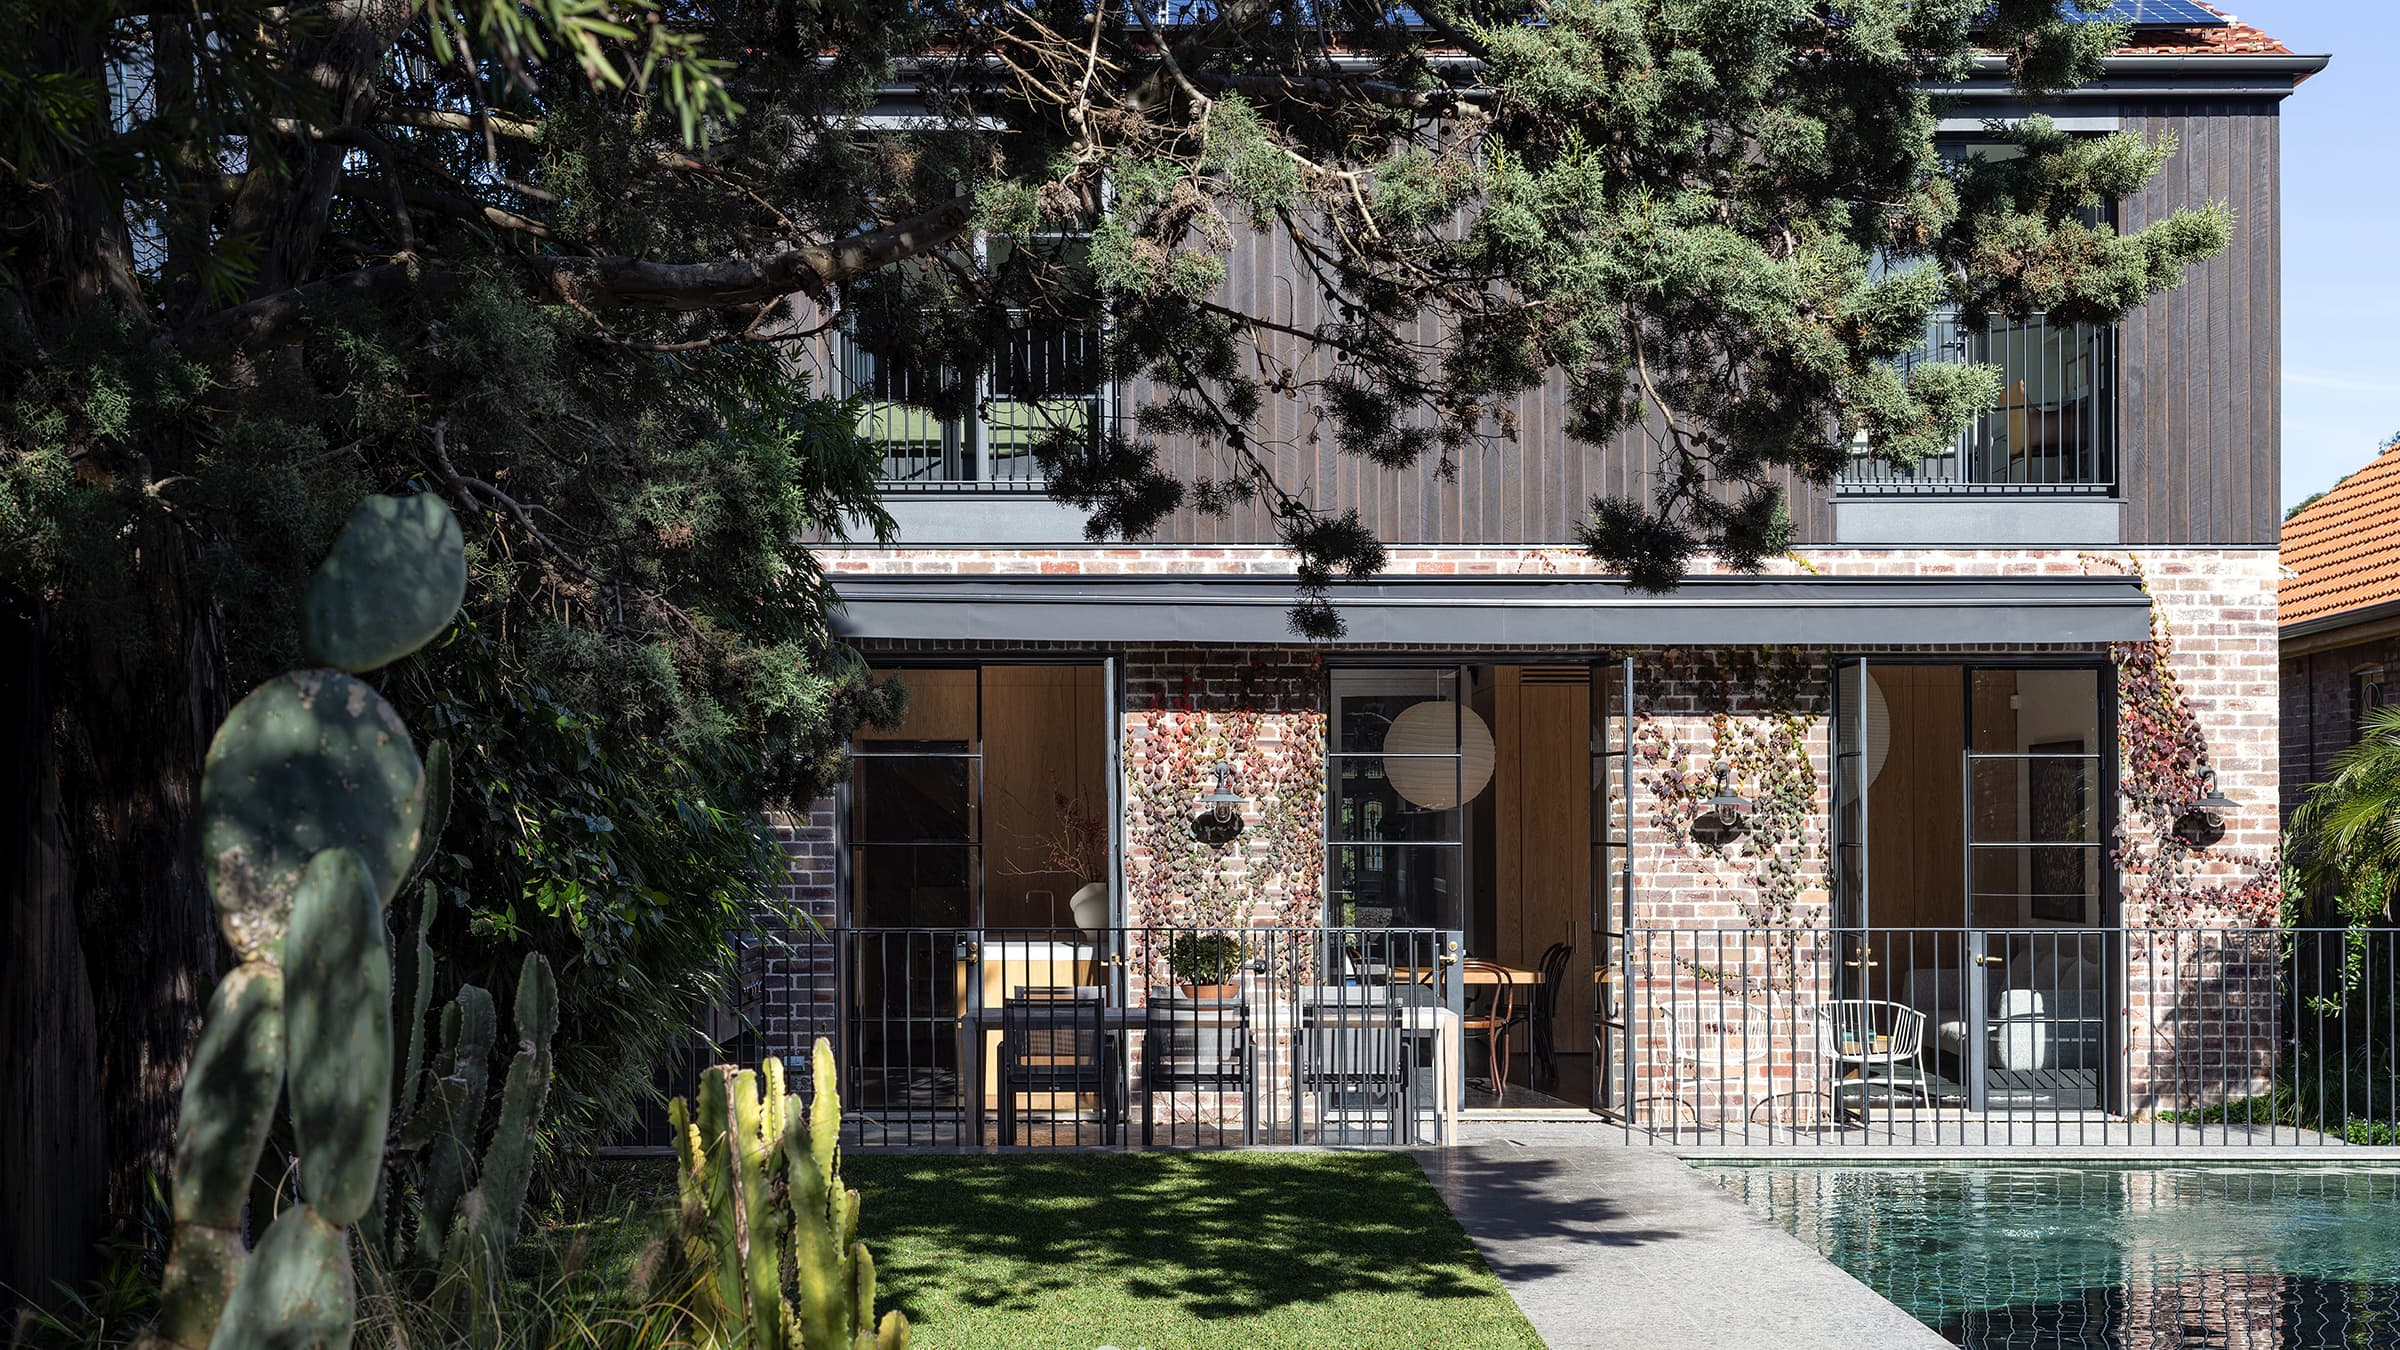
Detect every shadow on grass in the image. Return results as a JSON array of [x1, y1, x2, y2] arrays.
[[846, 1150, 1633, 1327]]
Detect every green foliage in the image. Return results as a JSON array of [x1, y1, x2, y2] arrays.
[[2289, 705, 2400, 928], [1166, 932, 1246, 986], [667, 1043, 910, 1350]]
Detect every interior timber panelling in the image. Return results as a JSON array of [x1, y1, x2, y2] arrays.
[[1490, 666, 1592, 1068], [978, 665, 1109, 929], [1864, 666, 1966, 1005]]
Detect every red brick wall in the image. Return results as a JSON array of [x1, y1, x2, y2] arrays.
[[813, 543, 2284, 1119]]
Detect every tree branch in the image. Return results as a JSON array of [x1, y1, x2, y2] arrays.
[[174, 197, 976, 361]]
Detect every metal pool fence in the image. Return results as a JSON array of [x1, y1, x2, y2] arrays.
[[1604, 926, 2400, 1147]]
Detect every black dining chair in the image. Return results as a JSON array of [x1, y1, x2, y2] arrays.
[[1523, 941, 1576, 1089], [1141, 993, 1254, 1145], [1299, 990, 1408, 1144], [997, 986, 1122, 1146]]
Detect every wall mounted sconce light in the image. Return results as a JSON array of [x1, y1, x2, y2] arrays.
[[1700, 763, 1753, 836], [2173, 762, 2238, 848], [1191, 762, 1248, 844]]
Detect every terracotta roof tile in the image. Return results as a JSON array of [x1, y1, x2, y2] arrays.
[[2281, 440, 2400, 630], [2120, 5, 2291, 57]]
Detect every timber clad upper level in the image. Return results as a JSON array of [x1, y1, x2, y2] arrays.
[[832, 16, 2320, 552]]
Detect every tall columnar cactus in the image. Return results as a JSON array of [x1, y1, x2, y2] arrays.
[[370, 864, 557, 1316], [147, 494, 465, 1350], [670, 1040, 910, 1350]]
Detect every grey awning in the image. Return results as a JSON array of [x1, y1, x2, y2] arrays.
[[829, 573, 2151, 648]]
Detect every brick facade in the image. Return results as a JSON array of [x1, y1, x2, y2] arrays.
[[2281, 633, 2400, 823], [757, 804, 841, 1066], [790, 543, 2283, 1122]]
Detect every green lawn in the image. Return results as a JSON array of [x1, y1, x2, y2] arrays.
[[843, 1151, 1542, 1350]]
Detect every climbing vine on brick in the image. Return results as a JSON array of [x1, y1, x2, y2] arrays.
[[1121, 668, 1325, 982], [2091, 555, 2281, 925], [1634, 647, 1829, 931]]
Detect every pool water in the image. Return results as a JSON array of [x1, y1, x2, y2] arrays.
[[1709, 1165, 2400, 1349]]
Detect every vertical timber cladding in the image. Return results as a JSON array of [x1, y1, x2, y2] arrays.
[[1122, 104, 2280, 551], [2118, 102, 2284, 549]]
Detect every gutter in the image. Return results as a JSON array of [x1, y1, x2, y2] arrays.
[[2281, 596, 2400, 654]]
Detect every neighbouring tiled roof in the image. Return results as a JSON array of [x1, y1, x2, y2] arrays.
[[2282, 441, 2400, 630], [2121, 6, 2292, 56]]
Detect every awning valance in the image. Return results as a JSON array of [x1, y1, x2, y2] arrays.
[[828, 573, 2151, 648]]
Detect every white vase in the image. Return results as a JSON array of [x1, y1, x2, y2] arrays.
[[1068, 881, 1110, 935]]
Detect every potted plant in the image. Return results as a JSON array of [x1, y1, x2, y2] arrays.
[[1167, 932, 1246, 999]]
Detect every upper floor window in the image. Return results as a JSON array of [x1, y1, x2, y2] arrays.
[[1841, 311, 2117, 497], [2356, 667, 2389, 745], [1842, 140, 2119, 499], [834, 232, 1108, 492]]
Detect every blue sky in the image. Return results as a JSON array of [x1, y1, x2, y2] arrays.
[[2237, 3, 2398, 507]]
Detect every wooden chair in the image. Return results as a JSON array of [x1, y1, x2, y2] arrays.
[[1462, 960, 1522, 1105]]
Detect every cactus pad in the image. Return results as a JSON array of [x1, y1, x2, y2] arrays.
[[201, 671, 424, 964], [169, 963, 286, 1228], [208, 1204, 354, 1350], [302, 493, 467, 674], [283, 849, 392, 1227]]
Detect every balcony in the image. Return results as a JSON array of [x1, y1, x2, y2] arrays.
[[836, 324, 1108, 494], [1841, 310, 2118, 498]]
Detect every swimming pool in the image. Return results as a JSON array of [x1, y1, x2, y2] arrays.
[[1709, 1164, 2400, 1349]]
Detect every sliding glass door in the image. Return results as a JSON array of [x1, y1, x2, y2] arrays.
[[1834, 659, 2115, 1113], [1326, 667, 1470, 932]]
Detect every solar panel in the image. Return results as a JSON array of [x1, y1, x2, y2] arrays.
[[2070, 0, 2231, 27]]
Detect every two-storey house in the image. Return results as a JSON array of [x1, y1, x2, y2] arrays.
[[750, 4, 2322, 1147]]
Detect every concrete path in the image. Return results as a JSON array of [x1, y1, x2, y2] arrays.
[[1416, 1143, 1953, 1350]]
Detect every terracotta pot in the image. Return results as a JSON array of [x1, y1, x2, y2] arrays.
[[1181, 982, 1241, 1000]]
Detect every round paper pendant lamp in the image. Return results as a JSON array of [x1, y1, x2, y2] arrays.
[[1383, 701, 1496, 810]]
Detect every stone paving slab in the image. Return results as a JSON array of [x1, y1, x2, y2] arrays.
[[1416, 1143, 1954, 1350]]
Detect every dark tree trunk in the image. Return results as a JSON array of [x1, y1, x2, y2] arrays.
[[37, 516, 230, 1258], [0, 601, 106, 1311]]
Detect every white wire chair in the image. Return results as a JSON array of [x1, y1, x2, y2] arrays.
[[1645, 1001, 1781, 1136], [1814, 999, 1932, 1117]]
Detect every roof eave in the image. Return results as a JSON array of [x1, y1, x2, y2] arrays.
[[2283, 596, 2400, 648]]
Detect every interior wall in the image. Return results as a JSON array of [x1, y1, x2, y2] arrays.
[[1491, 666, 1593, 1060], [1998, 668, 2105, 928], [979, 665, 1109, 930], [1866, 665, 1967, 1001]]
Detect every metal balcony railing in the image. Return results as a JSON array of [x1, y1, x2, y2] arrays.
[[834, 324, 1110, 492], [1842, 311, 2118, 496]]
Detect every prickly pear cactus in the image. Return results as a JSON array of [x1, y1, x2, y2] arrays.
[[303, 492, 468, 674], [151, 967, 283, 1348], [149, 494, 465, 1350], [199, 672, 426, 965], [282, 849, 392, 1227], [670, 1039, 910, 1350]]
